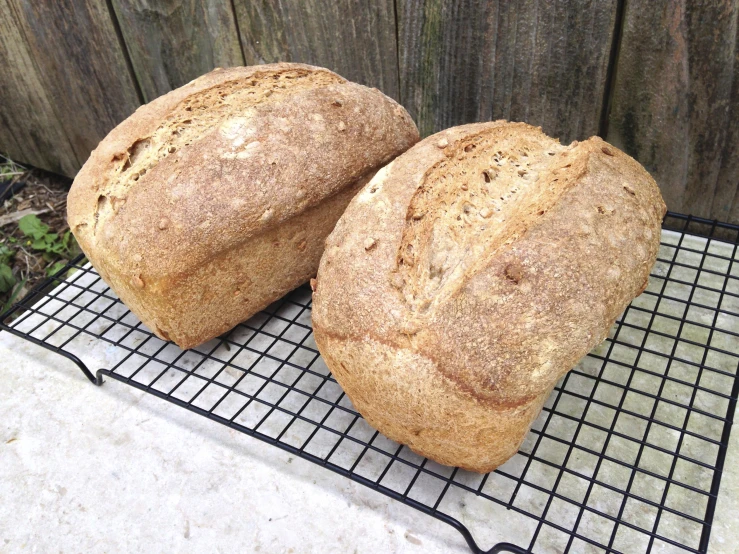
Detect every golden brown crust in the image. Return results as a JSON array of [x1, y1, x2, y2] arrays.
[[137, 172, 373, 349], [67, 63, 419, 348], [311, 121, 666, 472]]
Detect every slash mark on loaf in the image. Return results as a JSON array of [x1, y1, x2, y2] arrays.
[[395, 129, 585, 314]]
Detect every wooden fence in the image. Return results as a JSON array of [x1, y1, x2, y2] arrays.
[[1, 0, 738, 223]]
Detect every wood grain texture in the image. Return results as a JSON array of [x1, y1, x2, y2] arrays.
[[719, 25, 739, 224], [6, 0, 141, 176], [110, 0, 245, 102], [607, 0, 739, 222], [232, 0, 399, 99], [0, 0, 78, 175], [398, 0, 618, 141]]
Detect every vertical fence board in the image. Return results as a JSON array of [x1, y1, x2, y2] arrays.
[[0, 1, 78, 175], [8, 0, 141, 175], [607, 0, 739, 221], [719, 30, 739, 223], [110, 0, 245, 102], [398, 0, 618, 141], [233, 0, 399, 99]]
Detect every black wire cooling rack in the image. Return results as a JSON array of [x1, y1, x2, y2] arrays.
[[2, 212, 738, 553]]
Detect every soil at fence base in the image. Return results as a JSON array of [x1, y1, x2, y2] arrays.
[[0, 166, 74, 309]]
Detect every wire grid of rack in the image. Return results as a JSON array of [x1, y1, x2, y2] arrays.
[[1, 212, 738, 554]]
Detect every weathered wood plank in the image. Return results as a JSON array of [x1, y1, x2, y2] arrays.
[[607, 0, 739, 222], [8, 0, 141, 175], [110, 0, 245, 102], [0, 0, 79, 176], [398, 0, 618, 141], [721, 29, 739, 224], [233, 0, 399, 99]]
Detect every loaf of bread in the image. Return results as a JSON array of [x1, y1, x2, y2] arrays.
[[68, 63, 419, 349], [311, 121, 666, 472]]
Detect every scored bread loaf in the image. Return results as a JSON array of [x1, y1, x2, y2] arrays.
[[68, 63, 419, 349], [311, 121, 666, 473]]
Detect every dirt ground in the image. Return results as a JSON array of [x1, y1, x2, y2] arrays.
[[0, 156, 76, 312]]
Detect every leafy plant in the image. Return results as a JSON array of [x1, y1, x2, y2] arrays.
[[46, 260, 68, 277], [0, 263, 14, 293], [0, 244, 14, 294], [18, 214, 80, 272], [1, 215, 80, 313], [1, 277, 26, 313], [0, 155, 25, 179], [0, 243, 23, 312], [19, 214, 66, 255]]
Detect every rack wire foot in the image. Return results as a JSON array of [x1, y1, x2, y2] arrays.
[[0, 323, 104, 385]]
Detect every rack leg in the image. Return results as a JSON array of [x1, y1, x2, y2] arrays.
[[0, 325, 104, 386]]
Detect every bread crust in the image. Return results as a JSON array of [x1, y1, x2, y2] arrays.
[[68, 63, 419, 348], [312, 121, 666, 472]]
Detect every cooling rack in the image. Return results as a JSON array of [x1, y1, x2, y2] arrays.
[[1, 212, 738, 553]]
